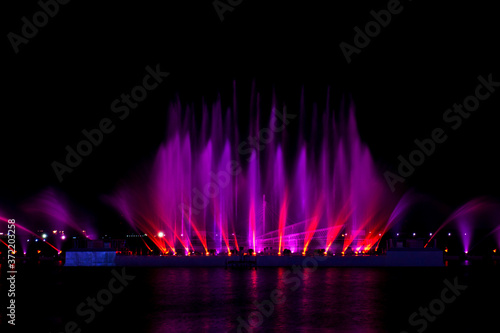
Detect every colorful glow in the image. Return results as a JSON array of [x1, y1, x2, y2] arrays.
[[425, 197, 495, 248], [91, 89, 499, 255], [100, 91, 406, 254], [0, 217, 61, 253]]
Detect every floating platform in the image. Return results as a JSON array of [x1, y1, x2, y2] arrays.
[[64, 248, 444, 267]]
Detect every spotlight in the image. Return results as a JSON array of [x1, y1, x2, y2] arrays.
[[158, 232, 164, 238], [53, 230, 57, 234], [465, 251, 468, 254], [413, 233, 416, 237], [42, 233, 47, 239], [429, 233, 432, 236], [396, 233, 399, 236], [61, 235, 66, 240], [448, 233, 451, 236], [181, 234, 183, 236], [493, 249, 497, 253]]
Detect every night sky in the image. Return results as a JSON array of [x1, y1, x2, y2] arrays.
[[3, 1, 500, 235]]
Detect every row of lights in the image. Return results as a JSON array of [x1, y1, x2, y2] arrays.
[[394, 232, 464, 237]]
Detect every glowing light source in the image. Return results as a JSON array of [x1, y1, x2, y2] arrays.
[[42, 233, 47, 239], [396, 233, 399, 236], [465, 251, 468, 254], [158, 232, 164, 238], [429, 233, 432, 236], [53, 230, 57, 234], [412, 233, 416, 236], [61, 235, 66, 240], [448, 233, 451, 236], [494, 249, 497, 253]]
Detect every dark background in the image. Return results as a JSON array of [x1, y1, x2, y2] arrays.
[[2, 0, 500, 233]]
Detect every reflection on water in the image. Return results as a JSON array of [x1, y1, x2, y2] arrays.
[[4, 265, 500, 332], [144, 267, 388, 332]]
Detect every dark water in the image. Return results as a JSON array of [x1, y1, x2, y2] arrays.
[[1, 262, 499, 332]]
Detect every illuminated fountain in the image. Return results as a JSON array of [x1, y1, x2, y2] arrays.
[[426, 197, 500, 255], [22, 187, 96, 248], [104, 86, 407, 256], [0, 216, 61, 255]]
